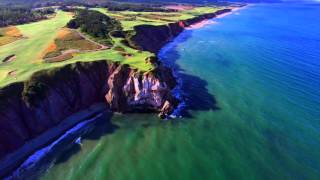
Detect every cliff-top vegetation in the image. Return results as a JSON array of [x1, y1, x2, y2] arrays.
[[0, 5, 224, 87]]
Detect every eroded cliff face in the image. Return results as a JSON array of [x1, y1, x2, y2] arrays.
[[106, 64, 178, 117], [0, 9, 233, 176], [0, 60, 177, 163], [130, 9, 232, 53]]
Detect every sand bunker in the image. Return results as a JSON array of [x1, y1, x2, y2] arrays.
[[8, 70, 17, 77], [2, 55, 16, 63]]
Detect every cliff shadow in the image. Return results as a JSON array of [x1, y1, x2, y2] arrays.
[[12, 112, 119, 179], [159, 30, 220, 117]]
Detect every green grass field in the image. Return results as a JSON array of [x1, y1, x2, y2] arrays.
[[0, 6, 223, 87], [0, 11, 72, 86], [0, 10, 153, 87], [93, 7, 222, 31]]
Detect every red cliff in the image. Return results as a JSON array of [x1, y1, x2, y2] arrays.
[[0, 60, 177, 176]]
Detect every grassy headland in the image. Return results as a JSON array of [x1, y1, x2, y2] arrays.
[[94, 6, 222, 31], [0, 5, 226, 87]]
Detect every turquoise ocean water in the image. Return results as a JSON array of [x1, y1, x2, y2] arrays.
[[41, 3, 320, 180]]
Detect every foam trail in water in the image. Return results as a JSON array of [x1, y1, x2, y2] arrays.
[[158, 36, 188, 119], [6, 113, 105, 180]]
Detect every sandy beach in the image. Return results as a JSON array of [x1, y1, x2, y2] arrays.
[[186, 6, 247, 30], [186, 20, 218, 30]]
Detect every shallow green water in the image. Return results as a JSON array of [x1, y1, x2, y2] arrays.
[[42, 3, 320, 180]]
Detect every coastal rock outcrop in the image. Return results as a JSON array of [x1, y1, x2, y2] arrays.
[[105, 63, 177, 115], [0, 8, 233, 177], [0, 60, 177, 175]]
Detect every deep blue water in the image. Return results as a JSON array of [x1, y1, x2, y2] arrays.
[[42, 3, 320, 180]]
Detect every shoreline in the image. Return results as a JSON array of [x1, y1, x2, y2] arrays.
[[185, 20, 218, 30], [1, 6, 244, 178], [6, 111, 109, 180], [1, 103, 108, 178], [185, 6, 246, 30], [164, 5, 247, 116]]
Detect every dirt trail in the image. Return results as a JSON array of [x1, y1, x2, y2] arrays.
[[76, 31, 109, 50]]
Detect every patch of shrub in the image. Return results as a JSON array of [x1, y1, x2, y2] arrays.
[[0, 7, 54, 27], [67, 9, 122, 39], [103, 2, 175, 12]]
